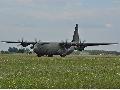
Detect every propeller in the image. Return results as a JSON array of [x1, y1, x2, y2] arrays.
[[21, 37, 24, 42], [83, 40, 86, 43], [65, 39, 68, 44], [34, 38, 38, 43], [75, 39, 86, 51], [18, 38, 24, 43], [30, 38, 40, 49], [35, 38, 41, 43], [79, 39, 86, 44], [60, 39, 70, 49], [80, 39, 81, 43], [17, 38, 28, 47], [17, 38, 23, 46]]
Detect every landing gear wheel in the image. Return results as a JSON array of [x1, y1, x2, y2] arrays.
[[37, 54, 41, 57], [60, 54, 66, 57], [48, 55, 53, 57]]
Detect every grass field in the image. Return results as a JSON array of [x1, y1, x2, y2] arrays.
[[0, 54, 120, 89]]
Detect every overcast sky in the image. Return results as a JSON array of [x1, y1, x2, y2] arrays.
[[0, 0, 119, 51]]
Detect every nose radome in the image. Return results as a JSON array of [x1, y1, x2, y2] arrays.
[[33, 44, 38, 53]]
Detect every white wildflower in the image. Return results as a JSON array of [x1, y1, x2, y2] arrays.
[[116, 73, 120, 76]]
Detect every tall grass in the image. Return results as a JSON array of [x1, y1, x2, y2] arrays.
[[0, 54, 120, 89]]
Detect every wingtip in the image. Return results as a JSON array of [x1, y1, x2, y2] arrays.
[[1, 41, 5, 42], [1, 41, 6, 43], [112, 43, 119, 45]]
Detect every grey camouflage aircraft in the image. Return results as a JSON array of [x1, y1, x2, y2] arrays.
[[1, 24, 118, 57]]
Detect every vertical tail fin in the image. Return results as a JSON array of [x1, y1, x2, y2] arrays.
[[72, 24, 80, 43]]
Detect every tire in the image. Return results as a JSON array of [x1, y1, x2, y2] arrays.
[[37, 54, 42, 57], [60, 54, 66, 57], [48, 55, 53, 57]]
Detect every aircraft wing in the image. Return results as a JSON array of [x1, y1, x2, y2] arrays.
[[1, 41, 36, 44], [80, 43, 118, 47], [1, 41, 22, 43], [59, 42, 118, 47]]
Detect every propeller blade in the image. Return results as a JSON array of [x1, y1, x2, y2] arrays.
[[80, 39, 81, 43], [18, 39, 20, 42], [34, 38, 37, 42], [21, 38, 24, 42], [83, 40, 86, 43], [38, 40, 41, 42]]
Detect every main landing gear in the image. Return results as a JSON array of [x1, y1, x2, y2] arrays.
[[37, 54, 53, 57], [48, 54, 53, 57], [60, 54, 66, 57], [37, 54, 42, 57], [37, 54, 66, 57]]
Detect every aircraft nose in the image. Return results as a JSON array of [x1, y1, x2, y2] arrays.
[[33, 44, 38, 53]]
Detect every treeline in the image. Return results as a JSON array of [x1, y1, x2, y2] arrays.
[[0, 47, 120, 55], [1, 47, 31, 54], [73, 50, 120, 56], [85, 50, 120, 55]]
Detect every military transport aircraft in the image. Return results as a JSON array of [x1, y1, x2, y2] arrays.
[[1, 24, 118, 57]]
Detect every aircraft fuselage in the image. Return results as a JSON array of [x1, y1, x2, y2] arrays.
[[33, 42, 75, 57]]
